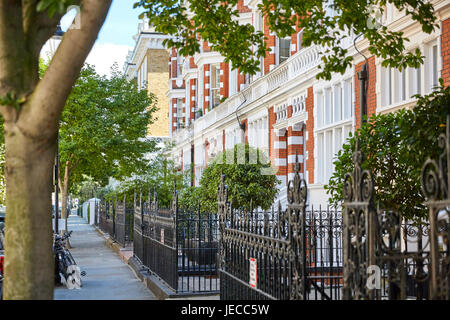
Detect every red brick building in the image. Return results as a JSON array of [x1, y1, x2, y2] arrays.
[[167, 0, 450, 206]]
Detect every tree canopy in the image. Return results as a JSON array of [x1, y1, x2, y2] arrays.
[[59, 64, 158, 187], [134, 0, 438, 79], [56, 63, 158, 220], [105, 143, 183, 208], [0, 0, 112, 299], [178, 144, 279, 213]]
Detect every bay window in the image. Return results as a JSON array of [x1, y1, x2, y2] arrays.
[[210, 64, 220, 109], [315, 77, 354, 185], [381, 40, 440, 109], [277, 37, 291, 65]]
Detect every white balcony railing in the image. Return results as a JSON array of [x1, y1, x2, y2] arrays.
[[275, 103, 288, 122], [292, 94, 307, 116], [171, 36, 356, 145]]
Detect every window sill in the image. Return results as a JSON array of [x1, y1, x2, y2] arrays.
[[378, 98, 418, 114], [315, 119, 353, 132]]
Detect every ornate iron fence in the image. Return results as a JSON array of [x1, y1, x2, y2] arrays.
[[305, 206, 343, 300], [99, 200, 114, 237], [342, 132, 450, 300], [97, 117, 450, 300], [109, 195, 133, 247], [421, 116, 450, 300], [177, 209, 220, 294], [114, 195, 127, 247], [218, 157, 343, 300], [132, 186, 220, 295]]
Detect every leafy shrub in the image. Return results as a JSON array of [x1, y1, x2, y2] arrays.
[[198, 144, 279, 212], [325, 81, 450, 220]]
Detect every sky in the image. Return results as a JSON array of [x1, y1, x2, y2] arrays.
[[42, 1, 143, 76]]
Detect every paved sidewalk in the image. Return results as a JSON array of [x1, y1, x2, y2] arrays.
[[54, 214, 156, 300]]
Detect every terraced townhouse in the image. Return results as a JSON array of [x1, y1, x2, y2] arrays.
[[131, 0, 450, 208]]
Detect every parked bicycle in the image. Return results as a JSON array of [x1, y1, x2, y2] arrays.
[[54, 230, 85, 289]]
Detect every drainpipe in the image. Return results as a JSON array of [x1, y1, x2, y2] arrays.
[[354, 33, 370, 126], [358, 63, 368, 125]]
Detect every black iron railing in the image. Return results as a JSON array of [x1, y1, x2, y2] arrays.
[[343, 136, 449, 300], [132, 188, 219, 295]]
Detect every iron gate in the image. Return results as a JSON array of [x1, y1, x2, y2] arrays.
[[218, 157, 343, 300], [115, 195, 127, 247], [132, 186, 220, 294], [99, 200, 114, 237], [343, 132, 450, 300]]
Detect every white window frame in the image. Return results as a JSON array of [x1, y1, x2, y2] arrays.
[[380, 39, 441, 111], [276, 36, 291, 65], [297, 29, 303, 52], [198, 66, 204, 111], [210, 64, 221, 109], [315, 76, 354, 185]]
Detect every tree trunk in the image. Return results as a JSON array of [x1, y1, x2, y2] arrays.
[[0, 0, 112, 300], [59, 162, 71, 248], [3, 125, 56, 299], [59, 161, 70, 231]]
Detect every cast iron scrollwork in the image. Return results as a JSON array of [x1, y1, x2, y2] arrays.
[[342, 138, 375, 300], [421, 116, 450, 300], [288, 154, 309, 300], [217, 172, 229, 271]]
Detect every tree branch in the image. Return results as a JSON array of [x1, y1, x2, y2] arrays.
[[0, 0, 25, 122], [18, 0, 112, 139]]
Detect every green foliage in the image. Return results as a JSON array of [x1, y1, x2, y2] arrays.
[[178, 186, 203, 212], [72, 175, 101, 204], [106, 144, 183, 208], [196, 144, 279, 212], [135, 0, 266, 76], [134, 0, 437, 79], [59, 63, 158, 194], [0, 143, 5, 206], [0, 92, 26, 110], [325, 80, 450, 220], [36, 0, 77, 18]]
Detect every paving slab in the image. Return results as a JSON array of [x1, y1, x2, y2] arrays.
[[54, 214, 156, 300]]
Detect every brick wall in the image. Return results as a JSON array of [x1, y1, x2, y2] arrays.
[[237, 0, 251, 13], [442, 18, 450, 87], [204, 139, 209, 168], [222, 129, 226, 152], [171, 97, 177, 134], [189, 78, 196, 120], [147, 49, 169, 137], [264, 19, 276, 75], [237, 69, 245, 92], [203, 64, 210, 113], [242, 119, 248, 144], [220, 62, 229, 99], [287, 125, 304, 182]]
